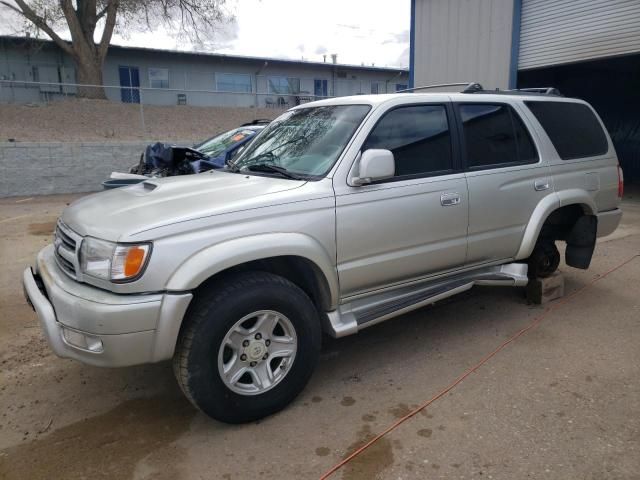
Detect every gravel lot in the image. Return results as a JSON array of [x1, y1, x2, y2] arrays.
[[0, 100, 281, 143], [0, 191, 639, 480]]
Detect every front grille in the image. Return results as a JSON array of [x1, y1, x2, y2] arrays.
[[54, 221, 80, 278]]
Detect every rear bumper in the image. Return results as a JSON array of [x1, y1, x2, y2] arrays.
[[23, 245, 192, 367], [597, 208, 622, 238]]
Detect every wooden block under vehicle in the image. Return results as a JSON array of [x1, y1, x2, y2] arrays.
[[526, 271, 565, 305]]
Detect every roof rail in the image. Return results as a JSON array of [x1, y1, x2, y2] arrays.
[[463, 86, 563, 97], [514, 87, 563, 96], [397, 82, 482, 93]]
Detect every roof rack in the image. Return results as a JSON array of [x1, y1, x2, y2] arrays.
[[397, 82, 563, 97], [463, 86, 564, 97], [513, 87, 563, 96], [397, 82, 481, 93]]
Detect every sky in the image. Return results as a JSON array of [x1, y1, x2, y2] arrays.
[[0, 0, 410, 68]]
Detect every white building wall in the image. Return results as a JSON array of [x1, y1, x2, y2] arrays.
[[412, 0, 515, 90], [519, 0, 640, 70]]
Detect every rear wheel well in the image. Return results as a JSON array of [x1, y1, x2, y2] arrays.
[[538, 204, 590, 244], [536, 203, 597, 270], [193, 256, 332, 313]]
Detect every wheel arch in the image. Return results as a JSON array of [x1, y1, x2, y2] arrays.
[[165, 233, 339, 311], [515, 190, 596, 260]]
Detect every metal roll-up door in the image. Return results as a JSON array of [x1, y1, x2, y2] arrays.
[[519, 0, 640, 70]]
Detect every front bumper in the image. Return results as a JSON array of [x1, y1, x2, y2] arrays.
[[23, 245, 192, 367]]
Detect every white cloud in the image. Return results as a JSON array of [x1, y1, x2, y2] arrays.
[[210, 0, 410, 67], [0, 0, 410, 68]]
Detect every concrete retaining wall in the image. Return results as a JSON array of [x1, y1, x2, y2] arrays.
[[0, 141, 156, 197]]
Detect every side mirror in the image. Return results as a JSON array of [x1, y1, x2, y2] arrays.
[[352, 149, 395, 186]]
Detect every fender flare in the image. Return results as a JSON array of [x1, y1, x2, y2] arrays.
[[165, 232, 339, 308], [515, 190, 596, 260]]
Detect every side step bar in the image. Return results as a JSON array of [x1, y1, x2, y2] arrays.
[[324, 263, 528, 338]]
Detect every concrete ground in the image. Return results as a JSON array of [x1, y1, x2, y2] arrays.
[[1, 191, 639, 480]]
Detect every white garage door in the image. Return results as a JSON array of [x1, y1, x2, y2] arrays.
[[519, 0, 640, 70]]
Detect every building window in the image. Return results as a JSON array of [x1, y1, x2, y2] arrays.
[[395, 83, 408, 92], [314, 79, 328, 97], [148, 68, 169, 88], [216, 73, 252, 93], [268, 76, 300, 94], [371, 82, 385, 94]]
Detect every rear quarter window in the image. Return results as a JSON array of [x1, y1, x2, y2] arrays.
[[524, 101, 608, 160]]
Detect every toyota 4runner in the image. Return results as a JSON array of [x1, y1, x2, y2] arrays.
[[23, 85, 623, 423]]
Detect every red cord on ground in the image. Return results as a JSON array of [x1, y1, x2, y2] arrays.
[[319, 254, 639, 480]]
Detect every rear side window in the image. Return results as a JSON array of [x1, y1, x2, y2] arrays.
[[363, 104, 453, 178], [459, 104, 538, 169], [525, 101, 608, 160]]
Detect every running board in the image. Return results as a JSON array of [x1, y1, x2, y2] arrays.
[[324, 263, 528, 338]]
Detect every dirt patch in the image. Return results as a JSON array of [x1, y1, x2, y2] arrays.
[[28, 222, 56, 236], [340, 396, 356, 407], [341, 424, 394, 480], [0, 395, 196, 480], [388, 402, 412, 418], [0, 100, 281, 143]]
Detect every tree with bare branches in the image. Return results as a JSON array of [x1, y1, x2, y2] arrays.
[[0, 1, 233, 98]]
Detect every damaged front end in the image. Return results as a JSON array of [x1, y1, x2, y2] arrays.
[[130, 142, 217, 178]]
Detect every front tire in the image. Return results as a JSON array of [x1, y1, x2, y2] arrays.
[[173, 272, 321, 423]]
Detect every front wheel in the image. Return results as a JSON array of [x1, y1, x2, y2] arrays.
[[173, 272, 321, 423]]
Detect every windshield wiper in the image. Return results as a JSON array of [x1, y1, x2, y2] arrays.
[[246, 164, 305, 180]]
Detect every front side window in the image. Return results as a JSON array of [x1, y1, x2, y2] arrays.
[[363, 104, 453, 178], [459, 104, 538, 168], [231, 105, 371, 178], [268, 76, 300, 94], [525, 101, 608, 160], [216, 73, 252, 93], [148, 68, 169, 89]]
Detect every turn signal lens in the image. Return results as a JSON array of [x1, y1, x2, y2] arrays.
[[111, 244, 151, 281], [125, 247, 146, 277]]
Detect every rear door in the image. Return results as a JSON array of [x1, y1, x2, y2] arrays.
[[456, 101, 553, 264]]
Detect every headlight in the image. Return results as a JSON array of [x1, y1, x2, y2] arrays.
[[80, 237, 151, 282]]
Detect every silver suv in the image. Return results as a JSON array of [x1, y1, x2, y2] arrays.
[[23, 87, 623, 423]]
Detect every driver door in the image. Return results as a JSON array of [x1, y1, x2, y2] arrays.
[[334, 103, 469, 297]]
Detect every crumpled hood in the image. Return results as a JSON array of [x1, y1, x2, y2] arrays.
[[62, 171, 305, 241]]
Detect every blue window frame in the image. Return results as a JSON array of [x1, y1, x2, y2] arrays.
[[314, 79, 328, 97], [216, 73, 252, 93], [395, 83, 408, 92]]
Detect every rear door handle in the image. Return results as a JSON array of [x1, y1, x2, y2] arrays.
[[440, 192, 461, 206], [534, 179, 550, 191]]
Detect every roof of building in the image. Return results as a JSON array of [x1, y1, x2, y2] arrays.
[[0, 35, 408, 74]]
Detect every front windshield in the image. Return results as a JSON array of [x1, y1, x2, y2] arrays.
[[231, 105, 371, 178], [194, 128, 256, 157]]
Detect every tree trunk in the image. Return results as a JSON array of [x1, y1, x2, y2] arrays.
[[74, 54, 107, 99]]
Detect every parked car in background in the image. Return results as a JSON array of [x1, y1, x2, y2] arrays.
[[24, 86, 623, 423], [104, 120, 271, 187]]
